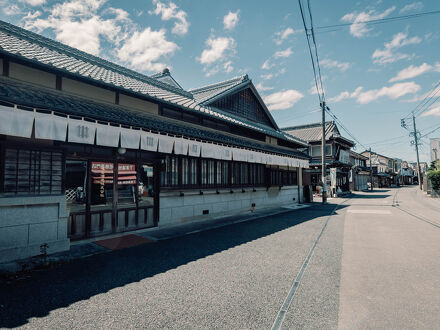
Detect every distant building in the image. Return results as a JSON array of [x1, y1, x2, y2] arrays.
[[282, 121, 355, 196], [361, 151, 396, 188], [430, 138, 440, 162]]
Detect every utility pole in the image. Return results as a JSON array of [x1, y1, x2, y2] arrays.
[[369, 147, 373, 191], [412, 114, 422, 190], [321, 101, 327, 203]]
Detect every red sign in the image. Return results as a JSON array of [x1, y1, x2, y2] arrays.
[[91, 162, 136, 186]]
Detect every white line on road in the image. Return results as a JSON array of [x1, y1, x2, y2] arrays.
[[347, 210, 391, 214], [270, 200, 348, 330]]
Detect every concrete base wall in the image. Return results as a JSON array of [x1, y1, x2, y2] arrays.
[[159, 186, 299, 226], [0, 195, 70, 263]]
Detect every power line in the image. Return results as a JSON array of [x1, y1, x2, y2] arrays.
[[315, 9, 440, 32], [325, 108, 368, 150], [298, 0, 325, 102], [403, 80, 440, 120]]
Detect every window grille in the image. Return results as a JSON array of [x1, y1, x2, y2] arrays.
[[2, 147, 63, 195]]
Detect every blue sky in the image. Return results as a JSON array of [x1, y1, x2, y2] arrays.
[[1, 0, 439, 162]]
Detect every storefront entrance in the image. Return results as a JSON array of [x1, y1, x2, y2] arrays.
[[66, 159, 158, 240]]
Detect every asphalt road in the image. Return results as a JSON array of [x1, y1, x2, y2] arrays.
[[1, 186, 439, 329]]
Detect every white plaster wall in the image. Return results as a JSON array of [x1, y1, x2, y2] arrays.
[[0, 195, 70, 263], [119, 93, 158, 114], [9, 62, 56, 89], [159, 186, 299, 226], [62, 77, 115, 104]]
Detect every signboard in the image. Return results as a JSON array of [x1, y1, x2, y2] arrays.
[[330, 168, 337, 189], [91, 162, 137, 188], [339, 149, 350, 164]]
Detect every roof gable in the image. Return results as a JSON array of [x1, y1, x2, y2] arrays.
[[150, 68, 184, 90], [190, 76, 278, 130]]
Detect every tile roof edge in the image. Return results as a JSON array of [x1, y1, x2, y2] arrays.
[[280, 121, 334, 131], [189, 74, 248, 94], [0, 20, 193, 98]]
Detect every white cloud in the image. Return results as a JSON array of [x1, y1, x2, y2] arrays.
[[19, 0, 46, 6], [273, 27, 300, 45], [261, 59, 273, 70], [197, 36, 236, 76], [198, 36, 235, 65], [117, 27, 178, 72], [223, 10, 239, 30], [149, 0, 189, 36], [256, 82, 274, 92], [223, 60, 233, 73], [372, 30, 421, 65], [274, 47, 292, 59], [400, 2, 423, 14], [357, 82, 421, 104], [389, 63, 433, 82], [328, 82, 420, 104], [341, 7, 395, 38], [23, 0, 131, 56], [320, 59, 351, 72], [3, 4, 23, 15], [328, 87, 363, 102], [435, 63, 440, 72], [421, 105, 440, 117], [264, 89, 304, 110], [260, 73, 273, 80]]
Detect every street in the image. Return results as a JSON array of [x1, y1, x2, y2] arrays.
[[1, 186, 439, 329]]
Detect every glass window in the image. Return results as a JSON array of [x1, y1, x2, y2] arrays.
[[90, 161, 114, 205], [65, 160, 87, 209], [190, 158, 198, 185], [160, 156, 179, 187], [311, 145, 332, 157], [138, 164, 154, 206]]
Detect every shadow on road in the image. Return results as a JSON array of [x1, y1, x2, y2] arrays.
[[349, 193, 392, 199], [0, 203, 347, 328]]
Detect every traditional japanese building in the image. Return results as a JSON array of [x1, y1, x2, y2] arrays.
[[0, 21, 310, 263], [282, 121, 355, 196], [349, 150, 369, 191]]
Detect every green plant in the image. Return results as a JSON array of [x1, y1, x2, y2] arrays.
[[427, 170, 440, 190]]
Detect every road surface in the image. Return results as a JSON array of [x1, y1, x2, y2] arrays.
[[1, 186, 439, 329]]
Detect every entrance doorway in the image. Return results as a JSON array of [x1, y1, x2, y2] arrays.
[[66, 159, 157, 240]]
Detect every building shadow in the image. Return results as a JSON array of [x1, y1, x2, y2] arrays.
[[349, 194, 392, 199], [0, 203, 347, 328]]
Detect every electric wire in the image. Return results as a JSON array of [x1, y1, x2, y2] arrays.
[[298, 0, 324, 103], [315, 10, 440, 32]]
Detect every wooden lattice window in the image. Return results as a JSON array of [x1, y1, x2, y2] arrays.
[[2, 147, 63, 195]]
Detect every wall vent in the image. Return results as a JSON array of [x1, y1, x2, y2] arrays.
[[203, 209, 209, 215]]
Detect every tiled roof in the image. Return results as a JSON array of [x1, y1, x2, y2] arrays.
[[0, 20, 306, 145], [150, 69, 184, 90], [0, 79, 309, 159], [282, 121, 336, 142], [190, 75, 248, 104], [282, 121, 354, 146]]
